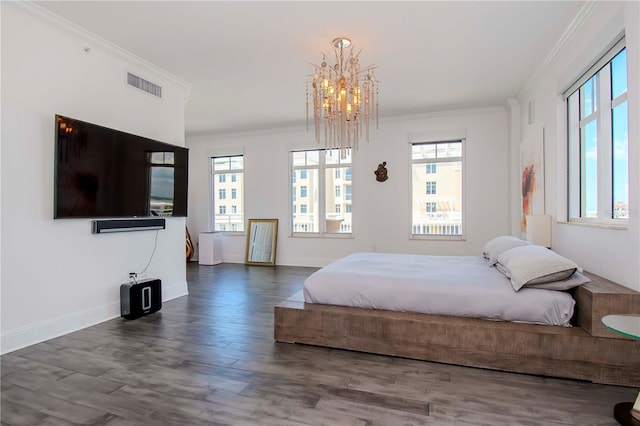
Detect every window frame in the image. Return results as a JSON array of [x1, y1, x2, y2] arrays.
[[289, 148, 353, 237], [564, 37, 628, 227], [211, 154, 245, 233], [409, 138, 465, 240]]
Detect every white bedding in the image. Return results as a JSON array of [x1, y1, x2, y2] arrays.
[[303, 253, 575, 326]]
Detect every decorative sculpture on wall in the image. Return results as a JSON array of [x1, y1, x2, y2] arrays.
[[373, 161, 389, 182], [374, 161, 388, 182]]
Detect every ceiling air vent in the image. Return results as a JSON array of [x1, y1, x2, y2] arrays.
[[127, 72, 162, 98]]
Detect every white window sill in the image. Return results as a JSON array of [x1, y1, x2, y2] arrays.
[[559, 220, 627, 231]]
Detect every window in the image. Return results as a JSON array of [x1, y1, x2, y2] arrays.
[[411, 140, 463, 237], [212, 155, 244, 232], [566, 38, 627, 223], [426, 181, 437, 195], [291, 148, 353, 234]]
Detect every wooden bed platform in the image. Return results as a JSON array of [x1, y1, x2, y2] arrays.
[[274, 272, 640, 387]]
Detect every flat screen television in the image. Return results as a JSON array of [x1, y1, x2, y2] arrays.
[[54, 114, 188, 218]]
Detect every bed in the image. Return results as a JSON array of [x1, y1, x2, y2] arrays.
[[303, 252, 576, 327], [275, 241, 640, 387]]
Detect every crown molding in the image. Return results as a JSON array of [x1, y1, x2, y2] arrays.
[[520, 0, 598, 95], [3, 1, 191, 99], [186, 105, 507, 143]]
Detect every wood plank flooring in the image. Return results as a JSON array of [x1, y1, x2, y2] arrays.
[[2, 263, 637, 425]]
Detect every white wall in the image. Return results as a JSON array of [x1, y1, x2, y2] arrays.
[[187, 107, 510, 267], [516, 1, 640, 291], [1, 4, 191, 353]]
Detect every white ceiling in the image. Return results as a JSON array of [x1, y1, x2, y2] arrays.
[[35, 1, 585, 137]]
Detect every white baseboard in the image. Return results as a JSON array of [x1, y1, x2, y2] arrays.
[[1, 280, 189, 355]]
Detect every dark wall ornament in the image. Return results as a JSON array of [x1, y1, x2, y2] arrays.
[[374, 161, 388, 182]]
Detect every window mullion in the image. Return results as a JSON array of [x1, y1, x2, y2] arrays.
[[597, 65, 613, 219], [568, 93, 580, 219], [319, 155, 327, 233]]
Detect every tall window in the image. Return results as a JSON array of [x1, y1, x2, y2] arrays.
[[566, 38, 627, 223], [411, 140, 463, 237], [291, 148, 352, 234], [212, 155, 244, 232]]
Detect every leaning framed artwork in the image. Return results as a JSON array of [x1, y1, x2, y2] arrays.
[[520, 127, 545, 237]]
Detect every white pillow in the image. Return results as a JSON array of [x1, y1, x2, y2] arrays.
[[497, 245, 580, 291], [482, 236, 531, 265], [496, 263, 590, 291]]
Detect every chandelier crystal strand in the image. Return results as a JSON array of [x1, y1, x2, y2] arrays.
[[307, 37, 379, 154]]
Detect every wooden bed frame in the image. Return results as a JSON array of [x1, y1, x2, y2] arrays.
[[274, 272, 640, 387]]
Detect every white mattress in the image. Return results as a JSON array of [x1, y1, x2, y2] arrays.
[[303, 253, 575, 326]]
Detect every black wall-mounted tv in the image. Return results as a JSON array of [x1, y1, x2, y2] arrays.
[[54, 114, 188, 219]]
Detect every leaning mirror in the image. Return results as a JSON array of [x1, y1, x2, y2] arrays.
[[245, 219, 278, 266]]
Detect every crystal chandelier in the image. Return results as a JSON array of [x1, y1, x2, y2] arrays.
[[306, 37, 379, 154]]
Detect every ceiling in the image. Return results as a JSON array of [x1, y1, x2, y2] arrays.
[[34, 1, 585, 137]]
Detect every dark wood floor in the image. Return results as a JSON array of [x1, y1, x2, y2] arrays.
[[2, 263, 637, 425]]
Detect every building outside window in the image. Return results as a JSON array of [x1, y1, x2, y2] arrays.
[[212, 155, 244, 232], [291, 148, 352, 234], [411, 141, 463, 237], [566, 38, 627, 223]]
